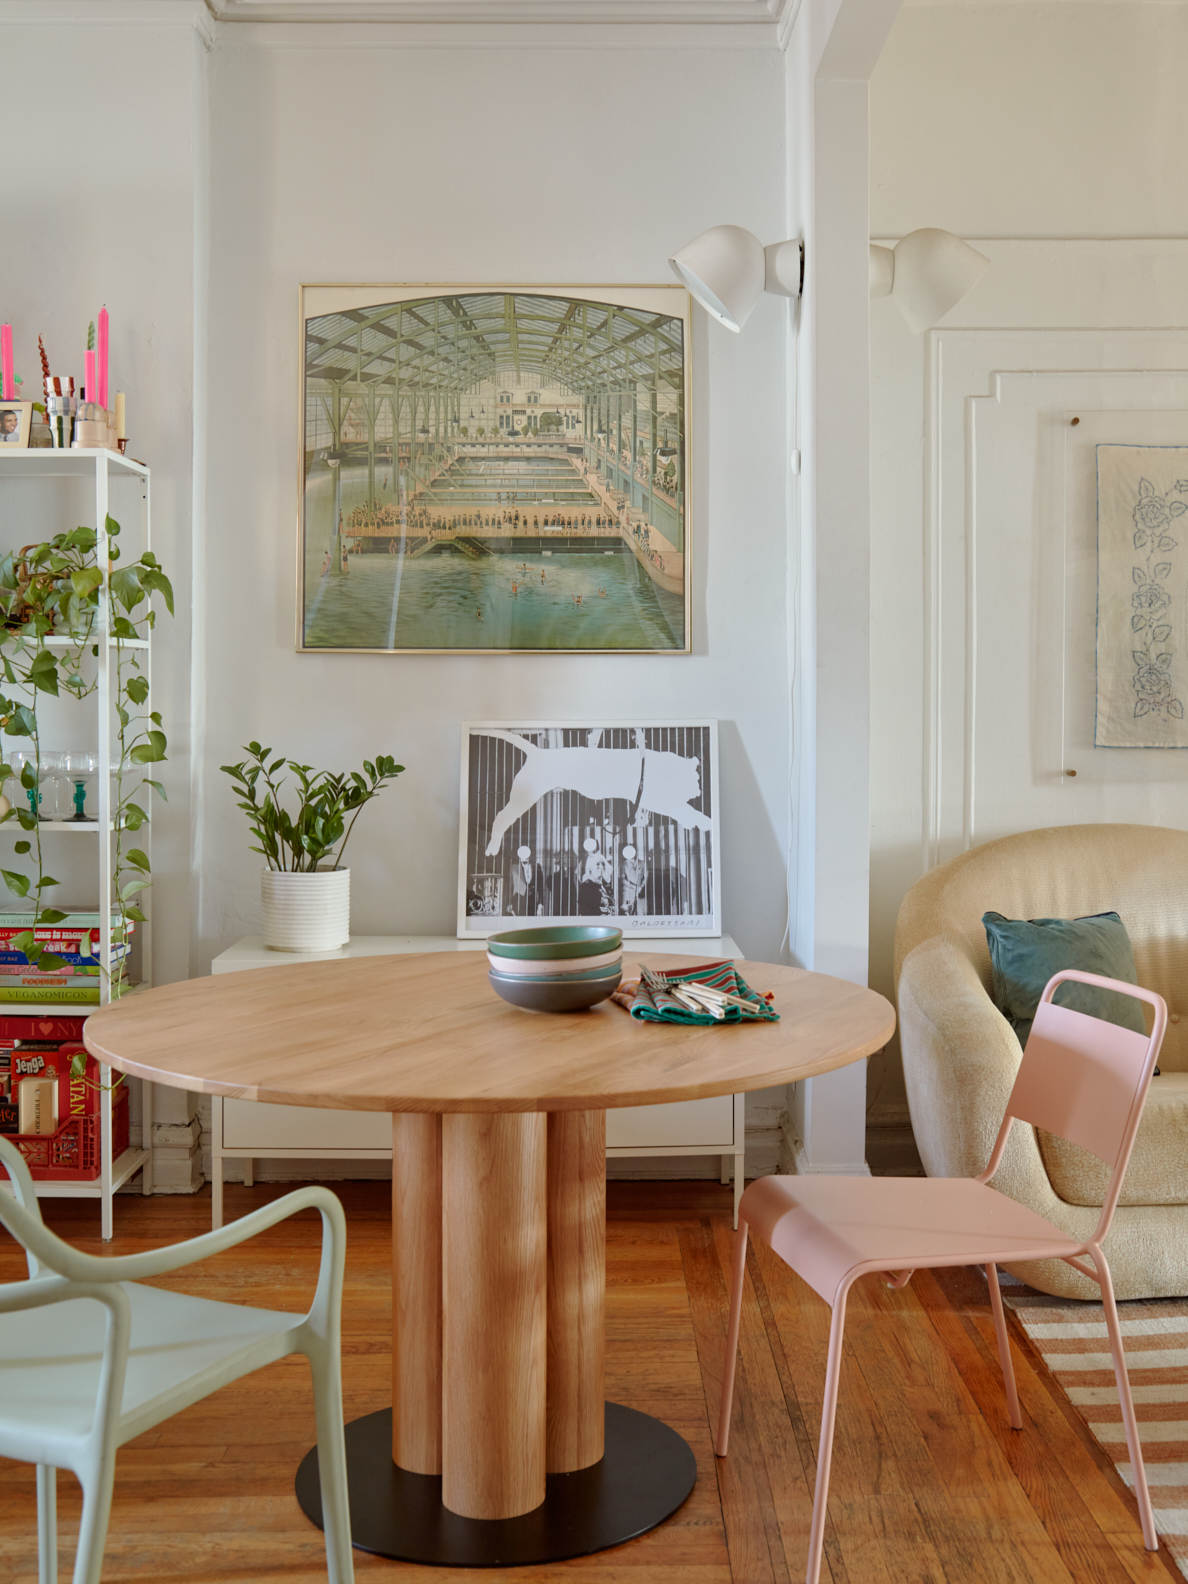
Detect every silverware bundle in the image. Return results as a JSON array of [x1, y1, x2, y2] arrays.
[[640, 964, 761, 1020]]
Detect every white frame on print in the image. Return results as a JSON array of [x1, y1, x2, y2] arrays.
[[457, 720, 720, 938]]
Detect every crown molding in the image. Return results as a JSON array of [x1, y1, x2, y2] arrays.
[[0, 0, 215, 40], [208, 0, 780, 22], [0, 0, 801, 47]]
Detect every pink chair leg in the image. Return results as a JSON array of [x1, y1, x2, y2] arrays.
[[985, 1264, 1022, 1430], [1094, 1247, 1158, 1550], [804, 1287, 849, 1584], [716, 1219, 749, 1456]]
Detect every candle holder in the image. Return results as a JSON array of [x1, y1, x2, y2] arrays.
[[45, 395, 77, 450], [117, 438, 128, 454], [71, 401, 108, 449]]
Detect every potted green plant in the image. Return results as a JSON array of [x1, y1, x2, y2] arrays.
[[220, 743, 404, 951], [0, 516, 172, 1008]]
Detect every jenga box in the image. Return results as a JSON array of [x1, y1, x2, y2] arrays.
[[2, 1019, 119, 1124]]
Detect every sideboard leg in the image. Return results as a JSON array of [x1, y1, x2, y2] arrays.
[[392, 1112, 442, 1475], [547, 1109, 605, 1473], [442, 1111, 546, 1520]]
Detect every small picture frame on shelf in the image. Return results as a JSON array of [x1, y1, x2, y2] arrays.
[[0, 402, 32, 449]]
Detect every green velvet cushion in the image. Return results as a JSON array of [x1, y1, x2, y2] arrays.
[[982, 910, 1147, 1049]]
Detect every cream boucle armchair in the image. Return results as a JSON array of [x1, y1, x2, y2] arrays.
[[894, 824, 1188, 1300]]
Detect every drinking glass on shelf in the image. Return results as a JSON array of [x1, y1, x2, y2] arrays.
[[4, 748, 38, 820], [65, 751, 99, 822], [38, 752, 68, 822]]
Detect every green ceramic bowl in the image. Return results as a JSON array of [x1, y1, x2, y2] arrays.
[[486, 925, 623, 962], [488, 965, 622, 1013]]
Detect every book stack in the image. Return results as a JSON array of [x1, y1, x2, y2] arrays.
[[0, 911, 133, 1005]]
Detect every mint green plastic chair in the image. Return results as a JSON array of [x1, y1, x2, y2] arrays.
[[0, 1135, 354, 1584]]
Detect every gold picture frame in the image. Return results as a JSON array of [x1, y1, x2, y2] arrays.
[[297, 284, 691, 655]]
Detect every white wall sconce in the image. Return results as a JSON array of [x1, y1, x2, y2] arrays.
[[668, 225, 803, 333], [869, 228, 989, 334]]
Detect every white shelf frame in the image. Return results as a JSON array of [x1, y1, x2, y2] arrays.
[[0, 449, 155, 1237]]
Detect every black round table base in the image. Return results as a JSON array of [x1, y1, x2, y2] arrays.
[[295, 1402, 697, 1566]]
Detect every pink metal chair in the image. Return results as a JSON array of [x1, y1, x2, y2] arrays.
[[717, 969, 1167, 1584]]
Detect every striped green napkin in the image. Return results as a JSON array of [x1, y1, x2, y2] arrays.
[[611, 960, 779, 1024]]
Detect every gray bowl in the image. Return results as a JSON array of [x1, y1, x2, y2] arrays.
[[488, 965, 623, 1012]]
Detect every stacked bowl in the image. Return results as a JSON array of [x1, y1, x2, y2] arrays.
[[487, 926, 623, 1012]]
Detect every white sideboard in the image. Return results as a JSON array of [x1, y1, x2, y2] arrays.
[[209, 933, 745, 1229]]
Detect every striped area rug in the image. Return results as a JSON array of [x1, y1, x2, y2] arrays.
[[1010, 1294, 1188, 1578]]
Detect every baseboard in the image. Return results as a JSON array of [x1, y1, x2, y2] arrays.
[[778, 1117, 871, 1177]]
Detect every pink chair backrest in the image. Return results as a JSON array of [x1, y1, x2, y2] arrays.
[[995, 969, 1166, 1233]]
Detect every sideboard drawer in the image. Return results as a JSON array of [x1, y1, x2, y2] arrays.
[[223, 1096, 737, 1153], [606, 1095, 736, 1150], [223, 1098, 391, 1151]]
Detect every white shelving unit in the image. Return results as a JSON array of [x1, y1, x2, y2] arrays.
[[209, 933, 746, 1229], [0, 449, 154, 1237]]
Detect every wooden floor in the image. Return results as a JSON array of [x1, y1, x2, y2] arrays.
[[0, 1179, 1178, 1584]]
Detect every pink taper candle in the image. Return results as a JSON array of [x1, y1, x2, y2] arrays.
[[84, 350, 96, 405], [0, 325, 13, 401], [97, 306, 108, 410]]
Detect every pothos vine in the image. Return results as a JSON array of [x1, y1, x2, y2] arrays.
[[0, 516, 173, 1050]]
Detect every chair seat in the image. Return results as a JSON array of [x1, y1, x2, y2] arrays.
[[0, 1281, 301, 1456], [741, 1174, 1082, 1307]]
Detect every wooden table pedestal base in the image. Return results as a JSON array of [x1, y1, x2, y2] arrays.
[[300, 1107, 696, 1562], [296, 1403, 697, 1566]]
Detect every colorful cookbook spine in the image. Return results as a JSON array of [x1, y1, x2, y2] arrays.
[[0, 987, 101, 1004]]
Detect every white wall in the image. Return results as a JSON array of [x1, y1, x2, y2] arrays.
[[868, 3, 1188, 1128], [199, 35, 792, 967], [0, 18, 200, 995], [1, 2, 898, 1184]]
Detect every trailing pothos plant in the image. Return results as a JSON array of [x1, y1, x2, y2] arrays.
[[0, 516, 173, 1023]]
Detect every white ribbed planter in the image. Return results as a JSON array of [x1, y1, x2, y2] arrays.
[[260, 866, 350, 952]]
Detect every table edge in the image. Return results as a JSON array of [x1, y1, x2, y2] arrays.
[[84, 1009, 897, 1112]]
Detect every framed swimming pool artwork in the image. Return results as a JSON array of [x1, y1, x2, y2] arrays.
[[298, 284, 691, 654], [457, 721, 720, 938]]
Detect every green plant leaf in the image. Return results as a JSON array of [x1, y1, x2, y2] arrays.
[[123, 905, 147, 923], [120, 878, 151, 900], [125, 676, 149, 705], [70, 567, 103, 598], [140, 567, 174, 615], [1, 871, 30, 897], [122, 803, 147, 831], [145, 778, 167, 802], [36, 908, 66, 923], [130, 731, 167, 764], [125, 848, 151, 873], [13, 841, 29, 855], [109, 567, 144, 613]]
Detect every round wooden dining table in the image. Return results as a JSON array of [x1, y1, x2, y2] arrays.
[[84, 950, 895, 1566]]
